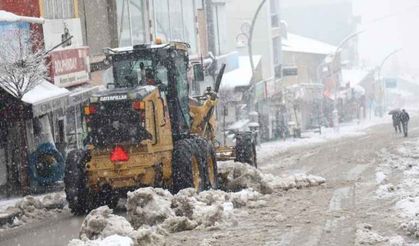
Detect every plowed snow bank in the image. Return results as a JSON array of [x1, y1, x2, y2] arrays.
[[1, 192, 66, 228], [80, 206, 134, 240], [70, 161, 326, 245], [355, 224, 405, 246], [218, 161, 326, 193], [69, 235, 134, 246]]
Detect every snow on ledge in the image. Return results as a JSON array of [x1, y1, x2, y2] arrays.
[[0, 10, 44, 24], [21, 80, 70, 105]]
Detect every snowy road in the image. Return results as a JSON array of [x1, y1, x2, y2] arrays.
[[166, 119, 419, 245], [0, 119, 417, 245]]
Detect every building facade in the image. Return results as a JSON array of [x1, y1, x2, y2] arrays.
[[0, 0, 96, 194]]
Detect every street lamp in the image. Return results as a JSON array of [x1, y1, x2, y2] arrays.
[[324, 30, 364, 131], [377, 48, 402, 116], [248, 0, 267, 78]]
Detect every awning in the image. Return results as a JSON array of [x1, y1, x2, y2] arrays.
[[21, 80, 70, 117], [68, 85, 101, 107], [221, 56, 262, 90]]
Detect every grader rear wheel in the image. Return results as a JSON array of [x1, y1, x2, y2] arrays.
[[235, 133, 258, 168], [64, 150, 90, 215]]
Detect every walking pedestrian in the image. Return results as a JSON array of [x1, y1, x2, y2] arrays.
[[392, 111, 402, 134], [400, 109, 410, 137]]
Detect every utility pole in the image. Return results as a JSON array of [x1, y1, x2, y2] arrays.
[[377, 48, 402, 116], [248, 0, 267, 79], [328, 30, 364, 131]]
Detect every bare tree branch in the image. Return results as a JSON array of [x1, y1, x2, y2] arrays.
[[0, 29, 49, 99]]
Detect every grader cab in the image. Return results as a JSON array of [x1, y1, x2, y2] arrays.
[[64, 42, 256, 215]]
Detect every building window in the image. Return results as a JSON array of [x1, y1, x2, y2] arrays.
[[213, 3, 227, 55], [117, 0, 147, 47], [43, 0, 75, 19], [154, 0, 198, 54]]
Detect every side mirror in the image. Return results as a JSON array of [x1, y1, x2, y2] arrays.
[[193, 63, 205, 82]]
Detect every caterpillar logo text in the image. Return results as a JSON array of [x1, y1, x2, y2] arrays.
[[100, 95, 128, 101]]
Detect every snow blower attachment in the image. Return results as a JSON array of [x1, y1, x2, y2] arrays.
[[64, 42, 222, 214]]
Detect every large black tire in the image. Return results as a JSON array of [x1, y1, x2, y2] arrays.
[[64, 150, 90, 215], [194, 137, 218, 190], [172, 138, 206, 193], [235, 133, 258, 168], [96, 185, 119, 209]]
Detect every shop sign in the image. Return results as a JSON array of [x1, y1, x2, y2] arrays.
[[49, 47, 90, 88]]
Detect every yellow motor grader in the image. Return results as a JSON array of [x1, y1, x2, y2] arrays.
[[64, 42, 256, 215]]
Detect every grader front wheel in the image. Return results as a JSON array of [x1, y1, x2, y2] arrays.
[[172, 139, 206, 193]]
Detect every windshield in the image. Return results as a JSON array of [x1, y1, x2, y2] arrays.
[[113, 57, 153, 87], [84, 101, 151, 147], [113, 54, 169, 88]]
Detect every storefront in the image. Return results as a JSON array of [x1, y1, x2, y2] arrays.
[[0, 80, 70, 194]]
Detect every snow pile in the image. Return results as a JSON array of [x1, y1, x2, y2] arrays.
[[400, 219, 419, 238], [77, 206, 166, 246], [70, 162, 326, 245], [355, 224, 404, 246], [80, 206, 134, 240], [129, 226, 167, 246], [126, 188, 174, 228], [69, 235, 134, 246], [355, 224, 388, 245], [127, 187, 236, 231], [395, 197, 419, 218], [218, 161, 273, 194], [376, 172, 387, 184], [374, 142, 419, 239], [1, 192, 66, 228], [376, 184, 397, 199], [218, 161, 326, 194]]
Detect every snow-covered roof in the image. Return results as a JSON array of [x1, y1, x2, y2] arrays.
[[282, 33, 337, 55], [221, 56, 262, 90], [0, 10, 44, 24], [22, 80, 69, 105], [341, 69, 369, 87]]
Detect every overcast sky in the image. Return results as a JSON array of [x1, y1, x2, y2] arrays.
[[353, 0, 419, 76]]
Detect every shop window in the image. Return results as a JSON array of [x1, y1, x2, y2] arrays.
[[43, 0, 75, 19]]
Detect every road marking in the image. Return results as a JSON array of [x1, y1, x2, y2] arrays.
[[328, 187, 351, 212], [275, 227, 302, 246], [301, 226, 324, 246], [346, 164, 369, 180]]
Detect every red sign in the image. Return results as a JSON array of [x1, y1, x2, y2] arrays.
[[49, 47, 90, 88]]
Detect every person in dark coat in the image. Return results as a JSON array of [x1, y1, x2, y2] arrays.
[[400, 109, 410, 137], [392, 111, 402, 133]]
